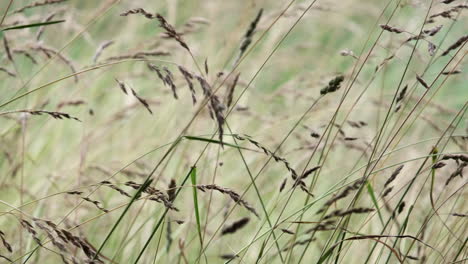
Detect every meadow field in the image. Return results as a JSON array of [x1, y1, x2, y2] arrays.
[[0, 0, 467, 263]]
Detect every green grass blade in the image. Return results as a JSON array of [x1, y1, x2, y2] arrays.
[[366, 181, 384, 226], [1, 20, 66, 31], [190, 166, 204, 248]]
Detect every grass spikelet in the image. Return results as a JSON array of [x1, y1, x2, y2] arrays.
[[196, 76, 225, 146], [442, 69, 462, 75], [100, 181, 131, 197], [423, 25, 443, 36], [280, 228, 295, 235], [221, 217, 250, 236], [451, 213, 467, 217], [12, 0, 66, 14], [3, 36, 13, 62], [178, 66, 197, 104], [383, 165, 403, 188], [93, 40, 114, 63], [380, 24, 404, 34], [445, 162, 466, 186], [36, 12, 58, 40], [320, 75, 345, 95], [12, 49, 38, 64], [382, 186, 393, 197], [226, 73, 240, 108], [317, 179, 364, 213], [4, 110, 81, 122], [323, 207, 375, 220], [82, 197, 109, 213], [235, 8, 263, 64], [32, 44, 78, 82], [197, 184, 259, 217], [57, 100, 85, 109], [120, 8, 155, 19], [115, 78, 127, 94], [441, 35, 468, 56], [156, 14, 190, 51], [219, 254, 239, 260], [125, 181, 178, 211], [103, 50, 170, 62], [416, 75, 430, 89], [0, 231, 12, 253], [130, 88, 153, 114], [167, 179, 177, 202], [0, 67, 16, 77], [20, 220, 42, 245]]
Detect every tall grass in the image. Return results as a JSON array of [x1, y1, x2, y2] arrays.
[[0, 0, 466, 263]]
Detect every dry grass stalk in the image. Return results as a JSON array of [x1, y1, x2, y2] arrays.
[[441, 35, 468, 56], [416, 75, 430, 89], [380, 24, 404, 34], [178, 66, 197, 104], [317, 179, 364, 213], [0, 67, 16, 77], [226, 73, 240, 108], [125, 181, 178, 211], [323, 207, 375, 220], [320, 75, 345, 95], [93, 40, 114, 63], [0, 231, 12, 253], [36, 12, 57, 40], [235, 9, 263, 64], [156, 14, 190, 51], [384, 165, 403, 188], [12, 0, 66, 14], [197, 184, 259, 217], [221, 217, 250, 235]]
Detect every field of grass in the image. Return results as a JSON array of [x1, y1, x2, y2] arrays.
[[0, 0, 467, 263]]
